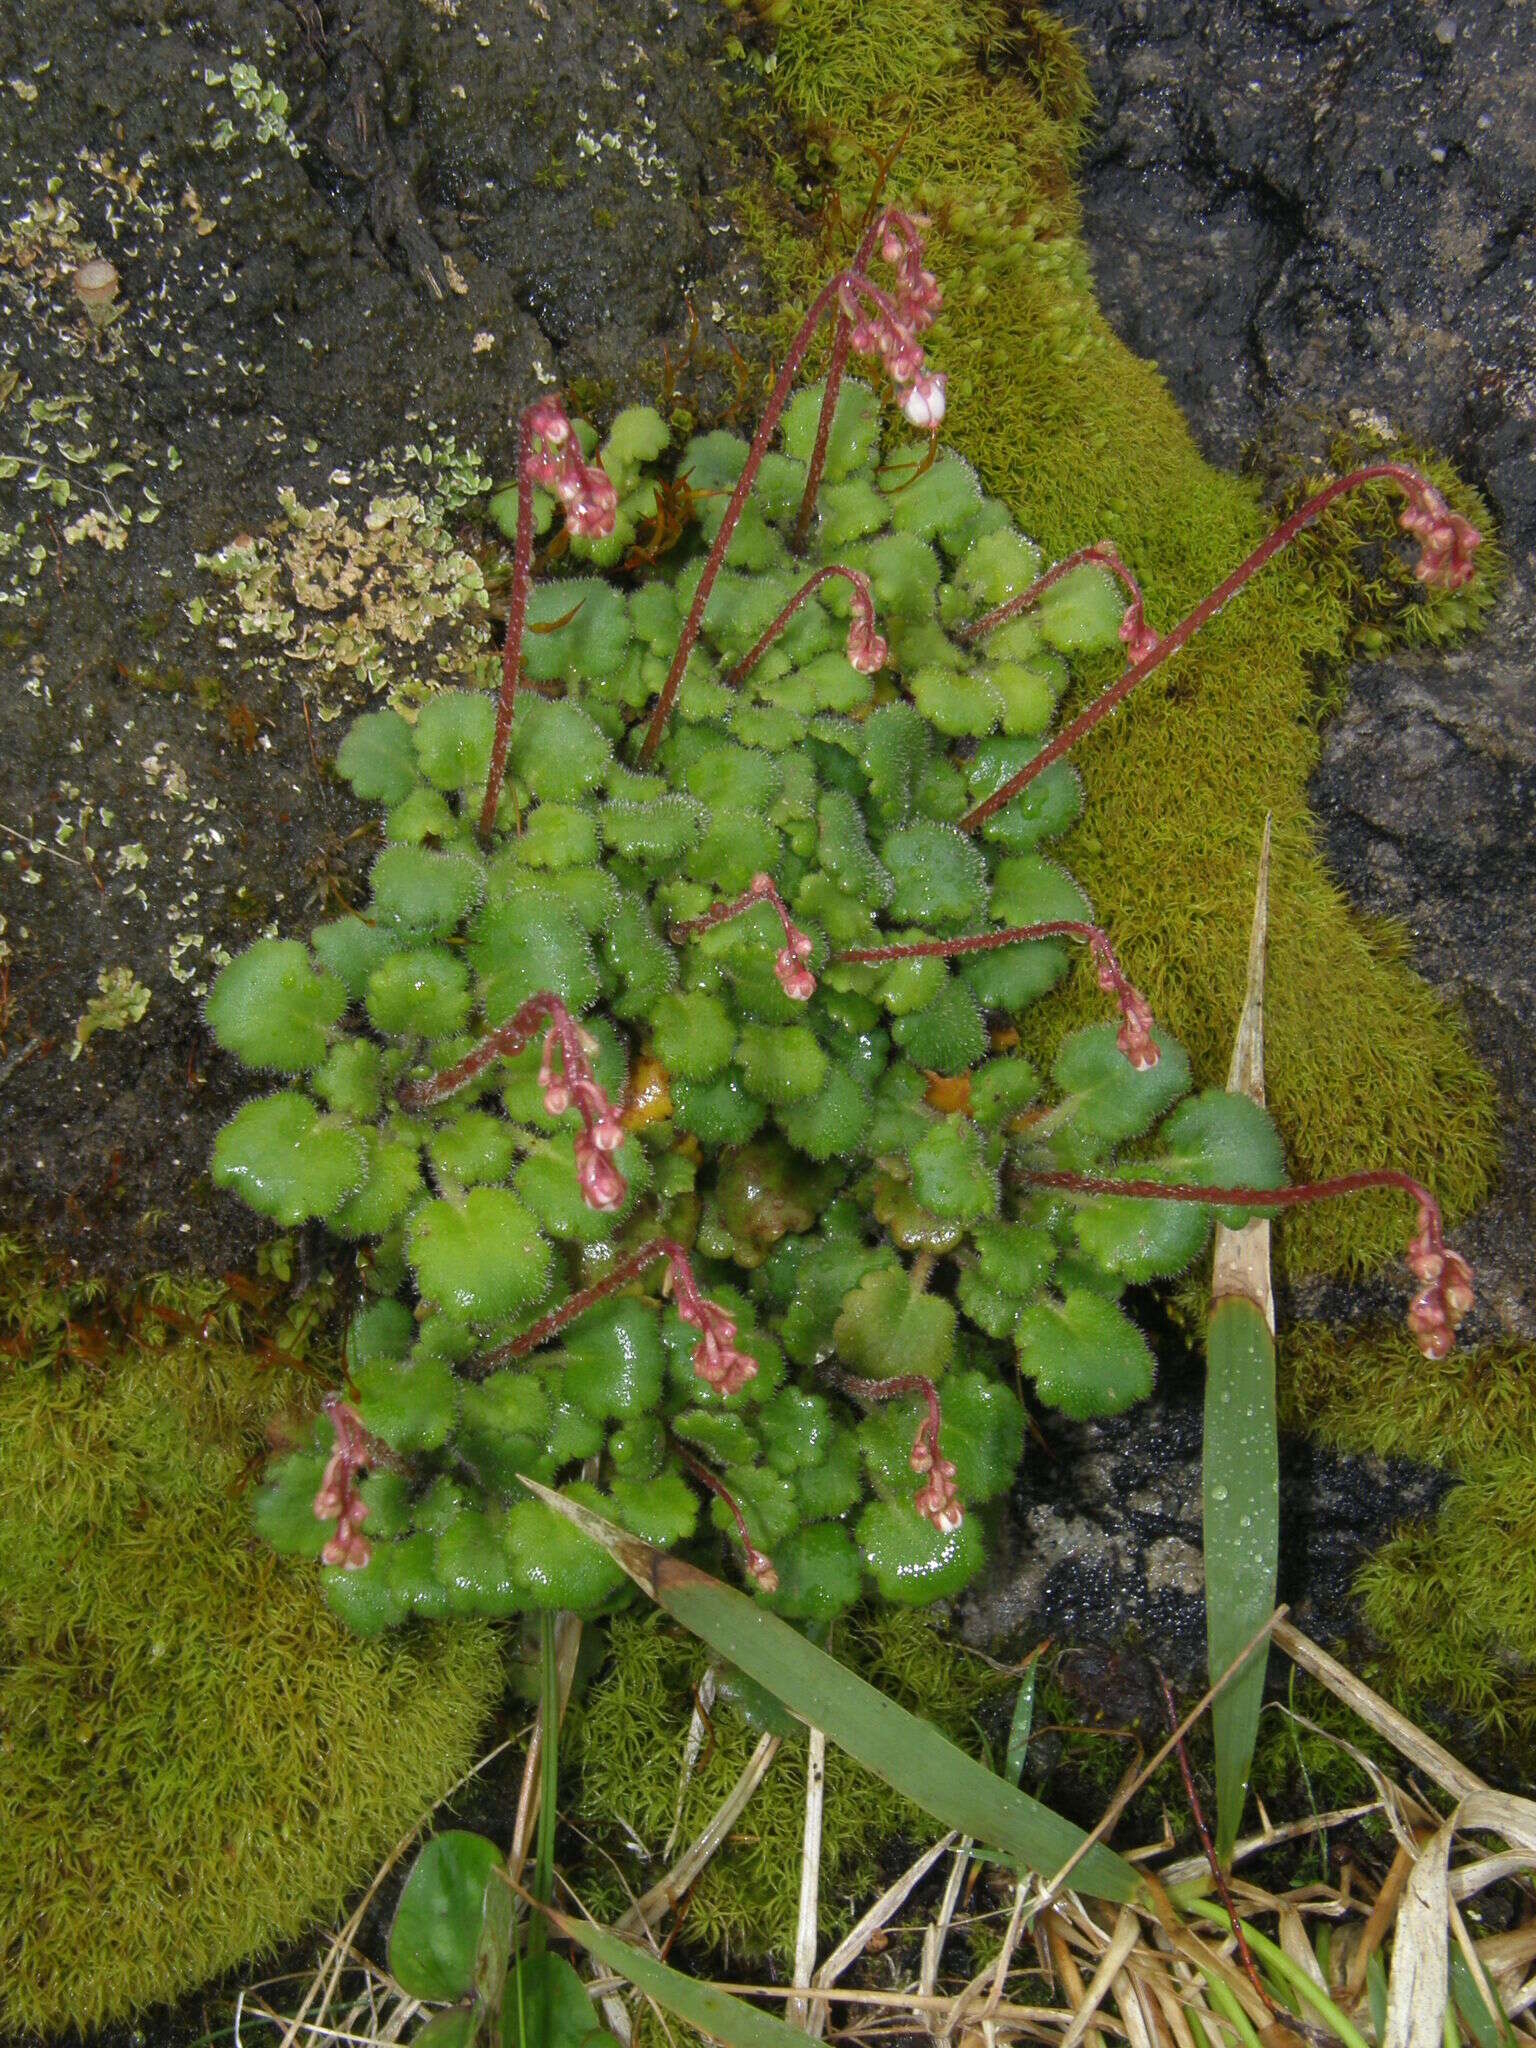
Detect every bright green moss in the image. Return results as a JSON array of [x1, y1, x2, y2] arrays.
[[0, 1238, 503, 2037], [1282, 1325, 1536, 1748]]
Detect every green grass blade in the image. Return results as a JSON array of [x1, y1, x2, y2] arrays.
[[1205, 1294, 1278, 1863], [1206, 819, 1278, 1864], [545, 1899, 820, 2048], [519, 1480, 1140, 1903]]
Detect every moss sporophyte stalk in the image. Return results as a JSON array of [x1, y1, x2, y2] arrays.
[[204, 216, 1480, 1631]]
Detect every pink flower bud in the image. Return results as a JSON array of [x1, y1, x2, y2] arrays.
[[527, 398, 571, 445], [1399, 483, 1480, 591], [1120, 612, 1160, 665], [575, 1130, 628, 1212], [774, 947, 817, 1002], [685, 1297, 759, 1398], [900, 371, 946, 430], [913, 1461, 964, 1535], [846, 584, 890, 676]]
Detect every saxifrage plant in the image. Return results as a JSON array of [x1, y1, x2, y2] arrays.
[[207, 211, 1478, 1632]]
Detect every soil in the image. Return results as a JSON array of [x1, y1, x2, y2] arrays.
[[0, 0, 766, 1275]]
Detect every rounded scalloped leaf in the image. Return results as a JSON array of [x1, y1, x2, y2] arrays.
[[769, 1521, 865, 1622], [561, 1299, 665, 1422], [365, 948, 471, 1039], [671, 1071, 767, 1147], [910, 1116, 998, 1224], [685, 813, 785, 894], [1148, 1089, 1287, 1218], [608, 1414, 665, 1478], [514, 1131, 647, 1242], [353, 1351, 459, 1454], [833, 1266, 956, 1382], [313, 1038, 383, 1120], [1016, 1289, 1155, 1420], [389, 1829, 504, 2002], [511, 803, 600, 870], [775, 1064, 873, 1161], [509, 699, 613, 803], [519, 579, 632, 685], [412, 690, 496, 793], [386, 786, 458, 846], [319, 1549, 411, 1636], [937, 1369, 1025, 1502], [205, 940, 348, 1074], [345, 1297, 417, 1372], [601, 795, 703, 869], [370, 846, 484, 937], [601, 404, 671, 492], [889, 977, 987, 1074], [408, 1190, 552, 1324], [780, 378, 880, 481], [1033, 564, 1127, 654], [956, 528, 1044, 611], [609, 1470, 700, 1547], [212, 1094, 367, 1225], [845, 531, 942, 623], [433, 1508, 521, 1618], [885, 451, 984, 543], [311, 915, 404, 1001], [1071, 1186, 1212, 1283], [757, 1387, 834, 1475], [909, 664, 1005, 738], [969, 1056, 1041, 1127], [860, 700, 931, 824], [794, 1431, 863, 1521], [1051, 1022, 1192, 1144], [882, 822, 989, 928], [651, 990, 736, 1082], [336, 709, 420, 803], [818, 790, 893, 905], [815, 477, 890, 547], [735, 1022, 829, 1106], [506, 1484, 627, 1613], [857, 1498, 985, 1606], [971, 1217, 1056, 1297], [253, 1445, 331, 1558], [427, 1110, 517, 1189], [968, 748, 1082, 852], [468, 898, 598, 1025], [332, 1130, 424, 1239]]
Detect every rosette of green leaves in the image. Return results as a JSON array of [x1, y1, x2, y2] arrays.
[[215, 388, 1288, 1630]]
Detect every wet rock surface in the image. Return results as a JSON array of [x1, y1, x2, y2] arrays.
[[1058, 0, 1536, 1336], [0, 0, 759, 1273]]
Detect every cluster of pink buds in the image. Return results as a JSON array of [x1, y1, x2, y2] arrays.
[[524, 398, 618, 539], [1405, 1200, 1476, 1358], [844, 571, 891, 675], [670, 873, 817, 1004], [1087, 931, 1160, 1070], [1399, 478, 1481, 591], [835, 1369, 964, 1535], [313, 1396, 380, 1570], [538, 1012, 627, 1211], [669, 1249, 759, 1397], [840, 211, 946, 430]]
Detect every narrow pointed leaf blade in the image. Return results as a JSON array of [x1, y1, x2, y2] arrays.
[[546, 1902, 809, 2048], [519, 1479, 1139, 1902], [1204, 1295, 1278, 1863], [1207, 818, 1277, 1863]]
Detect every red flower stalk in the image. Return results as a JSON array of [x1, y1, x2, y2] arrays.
[[833, 1369, 963, 1533], [639, 218, 944, 763], [482, 1235, 758, 1394], [959, 464, 1482, 836], [398, 992, 626, 1212], [794, 209, 941, 552], [834, 920, 1158, 1069], [722, 564, 889, 689], [957, 540, 1158, 665], [670, 872, 816, 1002], [674, 1444, 780, 1592], [1019, 1167, 1473, 1358], [479, 400, 618, 841], [313, 1395, 388, 1570]]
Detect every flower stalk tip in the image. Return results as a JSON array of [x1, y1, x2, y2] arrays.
[[671, 873, 817, 1003], [314, 1396, 380, 1570], [834, 1368, 964, 1535]]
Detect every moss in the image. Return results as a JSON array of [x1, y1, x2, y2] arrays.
[[567, 1606, 1009, 1962], [0, 1236, 505, 2035], [1282, 1326, 1536, 1746], [741, 0, 1497, 1275]]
